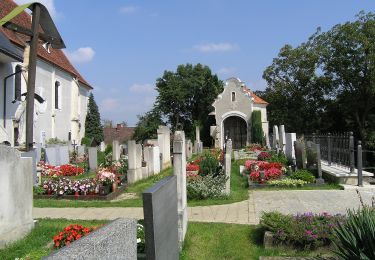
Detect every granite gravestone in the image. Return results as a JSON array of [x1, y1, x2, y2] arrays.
[[44, 218, 137, 260], [143, 176, 179, 260], [88, 147, 98, 171]]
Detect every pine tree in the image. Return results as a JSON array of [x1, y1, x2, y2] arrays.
[[84, 93, 104, 144], [251, 111, 264, 144]]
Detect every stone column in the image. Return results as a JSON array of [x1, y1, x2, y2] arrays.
[[173, 131, 187, 250], [112, 140, 120, 161], [279, 125, 286, 154], [88, 147, 98, 171], [226, 139, 232, 155], [272, 125, 279, 149]]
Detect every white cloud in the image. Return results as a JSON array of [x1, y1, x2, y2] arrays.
[[15, 0, 59, 19], [193, 42, 239, 53], [100, 98, 120, 112], [66, 47, 95, 64], [217, 67, 237, 75], [120, 6, 137, 14], [129, 83, 154, 93]]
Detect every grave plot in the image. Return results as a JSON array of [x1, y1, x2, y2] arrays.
[[34, 144, 128, 200]]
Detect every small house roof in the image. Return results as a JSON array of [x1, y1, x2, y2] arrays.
[[0, 30, 22, 61]]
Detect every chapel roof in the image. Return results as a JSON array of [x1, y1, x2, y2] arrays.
[[242, 86, 268, 105], [0, 0, 92, 89]]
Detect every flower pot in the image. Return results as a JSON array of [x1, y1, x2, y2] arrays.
[[48, 189, 52, 195], [74, 191, 79, 197], [99, 185, 111, 195]]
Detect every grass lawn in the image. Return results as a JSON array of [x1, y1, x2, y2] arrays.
[[181, 222, 333, 260], [1, 220, 332, 260], [0, 219, 107, 260]]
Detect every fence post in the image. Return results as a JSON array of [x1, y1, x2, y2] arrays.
[[349, 132, 355, 173], [327, 133, 332, 166], [357, 141, 363, 187]]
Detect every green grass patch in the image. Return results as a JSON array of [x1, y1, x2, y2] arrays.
[[188, 159, 249, 206], [180, 222, 332, 260], [0, 218, 107, 260], [34, 168, 173, 208]]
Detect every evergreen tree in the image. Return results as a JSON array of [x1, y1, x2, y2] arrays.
[[85, 93, 104, 144], [251, 111, 264, 144]]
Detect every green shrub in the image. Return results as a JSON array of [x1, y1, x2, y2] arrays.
[[267, 151, 288, 165], [46, 138, 67, 145], [251, 111, 264, 144], [33, 186, 46, 195], [97, 151, 106, 166], [333, 206, 375, 259], [104, 144, 112, 155], [290, 170, 316, 183], [187, 173, 227, 200], [81, 137, 92, 146], [199, 152, 220, 176], [261, 211, 346, 249]]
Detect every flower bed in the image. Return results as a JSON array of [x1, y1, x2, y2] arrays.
[[38, 162, 85, 177], [261, 211, 346, 249], [245, 160, 286, 184], [186, 150, 227, 200], [53, 224, 95, 248]]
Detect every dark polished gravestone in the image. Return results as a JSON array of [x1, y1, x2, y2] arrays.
[[143, 175, 179, 260]]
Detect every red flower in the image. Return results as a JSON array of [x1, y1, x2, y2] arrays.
[[53, 224, 95, 248]]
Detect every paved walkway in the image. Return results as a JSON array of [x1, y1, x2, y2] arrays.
[[33, 188, 375, 225]]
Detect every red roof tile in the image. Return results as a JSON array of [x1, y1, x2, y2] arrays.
[[0, 0, 92, 88], [242, 86, 268, 105]]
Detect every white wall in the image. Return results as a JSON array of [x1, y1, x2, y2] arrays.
[[0, 57, 90, 146]]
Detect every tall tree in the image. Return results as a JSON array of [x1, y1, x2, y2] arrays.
[[260, 44, 329, 134], [314, 11, 375, 141], [85, 93, 104, 144], [155, 63, 223, 144], [133, 107, 163, 142]]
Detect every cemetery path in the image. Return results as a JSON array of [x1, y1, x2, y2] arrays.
[[33, 188, 375, 225]]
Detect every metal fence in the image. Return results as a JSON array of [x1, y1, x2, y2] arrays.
[[305, 132, 354, 170]]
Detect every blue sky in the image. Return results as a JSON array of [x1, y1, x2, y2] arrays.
[[16, 0, 375, 126]]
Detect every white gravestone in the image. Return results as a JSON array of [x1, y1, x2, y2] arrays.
[[185, 139, 193, 160], [173, 131, 188, 250], [127, 140, 142, 183], [88, 147, 98, 171], [279, 125, 286, 154], [0, 145, 34, 249], [100, 141, 106, 152], [157, 125, 171, 169], [112, 140, 120, 161], [285, 133, 297, 161], [45, 145, 69, 166], [77, 145, 86, 157], [224, 140, 232, 195], [272, 125, 279, 149]]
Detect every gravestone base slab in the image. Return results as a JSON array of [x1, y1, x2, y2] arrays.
[[0, 221, 34, 249]]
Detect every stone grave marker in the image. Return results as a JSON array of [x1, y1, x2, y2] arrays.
[[285, 133, 296, 162], [173, 131, 188, 249], [88, 147, 98, 171], [77, 145, 86, 157], [0, 145, 34, 249], [44, 218, 137, 260], [185, 139, 193, 160], [128, 140, 142, 183], [279, 125, 286, 153], [272, 125, 279, 149], [21, 149, 38, 186], [294, 141, 306, 169], [45, 145, 69, 166], [112, 140, 120, 161], [100, 141, 106, 152], [224, 139, 232, 195], [157, 125, 171, 169], [143, 175, 179, 259]]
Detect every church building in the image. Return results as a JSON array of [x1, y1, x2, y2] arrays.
[[211, 77, 269, 149], [0, 0, 92, 147]]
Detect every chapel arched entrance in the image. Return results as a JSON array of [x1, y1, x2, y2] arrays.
[[223, 116, 247, 149]]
